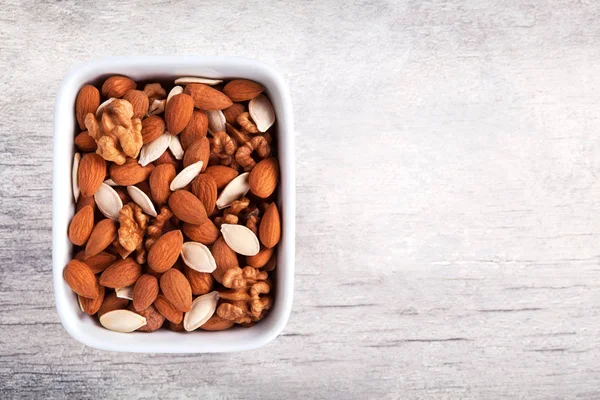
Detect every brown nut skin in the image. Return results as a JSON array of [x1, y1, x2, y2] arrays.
[[68, 205, 94, 246], [154, 294, 183, 324], [168, 190, 208, 225], [141, 115, 166, 144], [149, 164, 176, 206], [132, 304, 165, 332], [78, 153, 106, 198], [147, 230, 183, 273], [79, 285, 105, 315], [180, 110, 208, 150], [74, 131, 98, 152], [182, 220, 219, 245], [200, 315, 234, 331], [63, 260, 99, 299], [85, 219, 118, 258], [109, 158, 154, 186], [123, 89, 149, 120], [98, 292, 129, 317], [76, 85, 101, 130], [160, 268, 192, 312], [102, 76, 137, 98], [184, 266, 214, 295], [133, 274, 159, 312]]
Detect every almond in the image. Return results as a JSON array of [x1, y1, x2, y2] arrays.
[[153, 148, 179, 167], [78, 153, 106, 197], [99, 258, 142, 288], [98, 292, 129, 317], [63, 260, 99, 299], [211, 236, 239, 283], [123, 89, 149, 119], [182, 220, 219, 245], [180, 110, 208, 149], [222, 103, 246, 125], [83, 251, 116, 274], [222, 79, 264, 102], [134, 304, 165, 332], [160, 268, 192, 312], [153, 294, 183, 324], [101, 76, 136, 98], [99, 309, 146, 333], [133, 274, 159, 311], [110, 158, 154, 186], [204, 165, 239, 189], [149, 163, 176, 205], [79, 286, 105, 315], [184, 83, 233, 110], [200, 314, 234, 331], [68, 205, 94, 246], [183, 137, 210, 169], [246, 246, 274, 268], [147, 230, 183, 272], [249, 157, 279, 198], [190, 174, 217, 214], [168, 190, 208, 224], [183, 291, 219, 331], [85, 219, 118, 258], [76, 194, 96, 213], [74, 130, 97, 152], [165, 93, 194, 135], [260, 203, 281, 248], [141, 115, 166, 144], [184, 266, 214, 295], [75, 85, 100, 130]]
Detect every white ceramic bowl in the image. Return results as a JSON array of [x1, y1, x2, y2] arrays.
[[52, 56, 295, 353]]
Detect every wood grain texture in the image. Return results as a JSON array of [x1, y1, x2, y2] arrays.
[[1, 0, 600, 398]]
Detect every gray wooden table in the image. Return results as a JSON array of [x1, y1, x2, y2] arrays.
[[1, 1, 600, 398]]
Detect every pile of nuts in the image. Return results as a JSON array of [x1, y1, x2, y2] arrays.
[[64, 75, 280, 333]]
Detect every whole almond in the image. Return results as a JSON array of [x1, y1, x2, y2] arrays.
[[74, 130, 97, 152], [182, 220, 219, 245], [85, 219, 118, 258], [260, 203, 281, 248], [78, 153, 106, 198], [184, 266, 214, 295], [141, 115, 166, 144], [79, 286, 105, 315], [183, 137, 210, 170], [76, 85, 100, 130], [165, 93, 194, 135], [76, 192, 96, 213], [168, 190, 208, 224], [222, 79, 264, 102], [99, 258, 142, 288], [223, 103, 246, 125], [153, 149, 179, 167], [102, 76, 136, 98], [63, 260, 99, 299], [204, 165, 239, 189], [180, 110, 208, 149], [109, 158, 154, 186], [133, 274, 159, 312], [154, 294, 183, 324], [190, 174, 217, 214], [98, 292, 129, 317], [123, 89, 149, 119], [184, 83, 233, 110], [83, 251, 116, 274], [147, 230, 184, 272], [160, 268, 192, 312], [200, 314, 234, 331], [249, 157, 279, 198], [68, 205, 94, 246], [134, 304, 165, 332], [149, 163, 176, 205], [211, 236, 239, 283], [247, 246, 274, 268]]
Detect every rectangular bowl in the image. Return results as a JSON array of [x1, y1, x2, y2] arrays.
[[52, 56, 295, 353]]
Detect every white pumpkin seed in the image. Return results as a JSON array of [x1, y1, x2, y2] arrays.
[[115, 285, 134, 300], [216, 172, 250, 209], [138, 133, 171, 166], [148, 99, 165, 115], [181, 242, 217, 273], [220, 224, 260, 256], [77, 295, 85, 312], [168, 135, 184, 160], [99, 309, 147, 333], [72, 153, 81, 202], [174, 77, 223, 86], [127, 185, 157, 217], [104, 178, 118, 186], [249, 94, 275, 132], [207, 110, 226, 134], [95, 97, 116, 117], [94, 183, 123, 220], [170, 160, 203, 191], [183, 291, 219, 332], [167, 86, 183, 105]]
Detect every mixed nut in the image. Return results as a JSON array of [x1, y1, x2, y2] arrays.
[[65, 75, 280, 333]]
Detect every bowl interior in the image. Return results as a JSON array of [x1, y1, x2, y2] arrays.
[[53, 57, 295, 352]]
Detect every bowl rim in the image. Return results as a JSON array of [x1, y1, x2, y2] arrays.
[[52, 56, 295, 353]]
